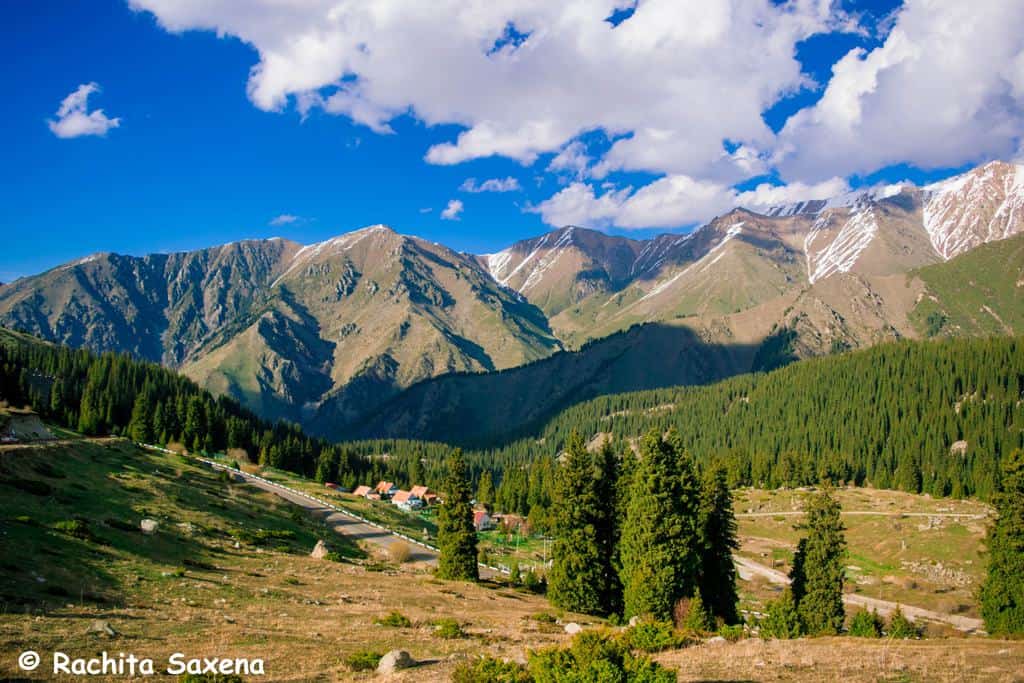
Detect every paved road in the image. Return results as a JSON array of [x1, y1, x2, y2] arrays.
[[734, 555, 984, 633]]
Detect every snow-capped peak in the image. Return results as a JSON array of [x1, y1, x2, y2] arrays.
[[765, 183, 907, 218]]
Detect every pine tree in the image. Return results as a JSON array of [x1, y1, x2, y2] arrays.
[[697, 462, 739, 624], [127, 387, 154, 443], [548, 431, 606, 615], [681, 592, 713, 633], [594, 440, 623, 615], [436, 449, 479, 582], [979, 448, 1024, 635], [620, 429, 699, 620], [476, 470, 495, 511], [791, 488, 847, 635]]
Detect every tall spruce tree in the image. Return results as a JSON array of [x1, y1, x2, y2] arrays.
[[476, 470, 495, 511], [979, 448, 1024, 635], [594, 439, 623, 615], [548, 431, 606, 615], [620, 429, 699, 620], [436, 449, 479, 581], [791, 488, 847, 635], [697, 462, 740, 624]]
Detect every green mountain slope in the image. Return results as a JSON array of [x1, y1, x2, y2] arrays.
[[908, 233, 1024, 337]]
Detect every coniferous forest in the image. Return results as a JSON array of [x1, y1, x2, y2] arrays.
[[2, 328, 1023, 512]]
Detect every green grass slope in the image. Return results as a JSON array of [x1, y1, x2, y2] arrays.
[[909, 232, 1024, 337], [0, 438, 360, 608]]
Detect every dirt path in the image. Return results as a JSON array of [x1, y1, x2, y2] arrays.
[[734, 556, 984, 633], [737, 511, 987, 519]]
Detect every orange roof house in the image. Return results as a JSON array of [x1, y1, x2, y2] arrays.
[[353, 485, 372, 497]]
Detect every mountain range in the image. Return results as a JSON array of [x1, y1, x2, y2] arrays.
[[2, 160, 1022, 441]]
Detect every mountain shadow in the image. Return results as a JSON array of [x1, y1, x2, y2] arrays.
[[340, 322, 783, 446]]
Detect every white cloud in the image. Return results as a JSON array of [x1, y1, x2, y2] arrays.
[[440, 199, 464, 221], [48, 83, 121, 139], [532, 175, 850, 230], [775, 0, 1024, 181], [547, 141, 592, 181], [129, 0, 841, 181], [460, 177, 521, 193], [269, 214, 300, 226]]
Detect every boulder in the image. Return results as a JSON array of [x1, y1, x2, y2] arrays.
[[628, 615, 640, 627], [310, 540, 329, 559], [705, 636, 728, 646], [377, 650, 416, 674], [564, 622, 582, 635], [140, 519, 158, 535]]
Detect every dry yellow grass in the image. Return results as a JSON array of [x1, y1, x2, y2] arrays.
[[657, 636, 1024, 682]]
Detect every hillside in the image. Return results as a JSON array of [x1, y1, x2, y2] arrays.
[[349, 235, 1024, 444]]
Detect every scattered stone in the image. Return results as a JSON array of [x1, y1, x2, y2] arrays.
[[564, 622, 582, 635], [376, 650, 416, 674], [628, 616, 640, 627], [140, 519, 158, 534], [310, 540, 329, 559], [705, 636, 728, 646], [87, 620, 117, 637], [224, 615, 235, 624]]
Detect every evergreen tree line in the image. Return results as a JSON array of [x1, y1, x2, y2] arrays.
[[0, 334, 378, 485], [452, 336, 1024, 502]]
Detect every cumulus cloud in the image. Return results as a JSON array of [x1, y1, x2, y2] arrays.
[[440, 199, 464, 220], [532, 175, 850, 229], [460, 177, 521, 193], [775, 0, 1024, 181], [48, 83, 121, 139], [129, 0, 841, 180], [269, 214, 300, 226], [547, 141, 592, 181]]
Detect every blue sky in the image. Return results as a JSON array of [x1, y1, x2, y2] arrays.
[[2, 0, 1022, 283]]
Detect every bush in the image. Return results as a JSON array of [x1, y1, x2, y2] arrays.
[[345, 650, 383, 672], [887, 607, 920, 639], [848, 609, 884, 637], [452, 657, 531, 683], [679, 594, 714, 634], [389, 540, 412, 564], [509, 562, 522, 586], [621, 620, 684, 653], [434, 617, 466, 639], [530, 611, 559, 624], [759, 589, 803, 639], [718, 624, 745, 642], [375, 611, 412, 628], [52, 519, 95, 541], [529, 631, 676, 683], [522, 569, 544, 594]]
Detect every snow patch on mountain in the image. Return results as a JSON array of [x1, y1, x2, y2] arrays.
[[804, 204, 879, 284], [638, 222, 745, 302], [766, 183, 905, 218], [272, 225, 392, 287], [923, 162, 1024, 260]]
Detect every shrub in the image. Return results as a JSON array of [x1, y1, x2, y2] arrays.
[[8, 478, 53, 496], [886, 607, 920, 639], [759, 589, 803, 639], [509, 562, 522, 586], [523, 569, 544, 594], [718, 624, 745, 642], [52, 519, 95, 541], [529, 631, 676, 683], [621, 620, 684, 653], [389, 540, 412, 564], [679, 593, 714, 634], [345, 650, 383, 672], [375, 611, 412, 628], [434, 617, 466, 639], [452, 657, 531, 683], [848, 610, 884, 637], [530, 611, 559, 624]]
